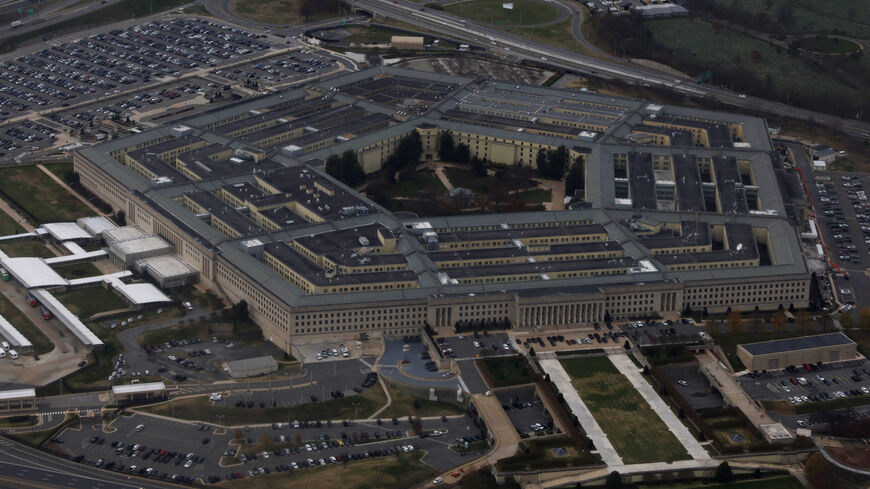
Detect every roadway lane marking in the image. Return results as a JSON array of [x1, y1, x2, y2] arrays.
[[0, 453, 142, 488]]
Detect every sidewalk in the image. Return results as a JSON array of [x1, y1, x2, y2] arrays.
[[608, 353, 710, 460], [538, 357, 623, 467]]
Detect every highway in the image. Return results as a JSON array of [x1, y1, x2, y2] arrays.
[[349, 0, 870, 138], [0, 436, 183, 489]]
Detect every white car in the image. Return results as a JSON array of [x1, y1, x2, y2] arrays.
[[135, 424, 145, 432], [210, 393, 222, 401], [433, 476, 443, 484]]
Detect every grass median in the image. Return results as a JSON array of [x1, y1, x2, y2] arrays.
[[560, 356, 689, 464], [376, 382, 465, 419], [139, 386, 388, 425]]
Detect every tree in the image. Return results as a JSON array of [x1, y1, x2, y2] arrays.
[[438, 131, 455, 161], [325, 151, 365, 187], [113, 210, 126, 226], [726, 309, 743, 334], [470, 155, 488, 177], [454, 143, 471, 164], [858, 307, 870, 330], [605, 471, 622, 489], [750, 50, 763, 63], [231, 300, 249, 321], [565, 156, 585, 199], [715, 462, 733, 483], [840, 311, 855, 329], [528, 347, 536, 357], [796, 312, 812, 333]]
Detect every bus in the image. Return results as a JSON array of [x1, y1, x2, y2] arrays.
[[0, 268, 8, 281], [40, 306, 52, 320]]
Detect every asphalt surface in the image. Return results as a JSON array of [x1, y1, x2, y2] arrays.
[[736, 358, 870, 403], [348, 0, 870, 138]]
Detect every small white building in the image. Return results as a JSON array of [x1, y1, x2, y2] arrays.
[[812, 160, 827, 171]]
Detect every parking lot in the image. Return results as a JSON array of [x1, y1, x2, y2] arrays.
[[808, 172, 870, 312], [0, 18, 275, 120], [435, 332, 513, 360], [659, 363, 724, 411], [495, 386, 555, 436], [210, 50, 338, 87], [57, 410, 475, 484], [737, 358, 870, 407], [0, 119, 57, 157]]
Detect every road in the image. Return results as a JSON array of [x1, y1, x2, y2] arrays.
[[347, 0, 870, 138], [0, 0, 128, 39], [0, 436, 183, 489]]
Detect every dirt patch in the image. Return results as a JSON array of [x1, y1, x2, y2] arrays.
[[826, 444, 870, 470], [398, 57, 553, 85]]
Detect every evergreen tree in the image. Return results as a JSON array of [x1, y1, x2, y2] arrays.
[[438, 131, 455, 161]]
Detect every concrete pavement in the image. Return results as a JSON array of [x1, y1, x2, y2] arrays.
[[537, 356, 623, 467], [608, 353, 709, 460]]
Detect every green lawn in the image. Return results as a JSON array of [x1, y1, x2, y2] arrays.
[[560, 356, 690, 464], [54, 287, 127, 319], [794, 36, 862, 54], [0, 290, 53, 354], [480, 355, 537, 387], [517, 188, 551, 204], [230, 0, 337, 25], [220, 452, 435, 489], [504, 20, 594, 56], [697, 0, 870, 39], [388, 170, 446, 198], [140, 386, 388, 425], [444, 0, 558, 26], [0, 240, 55, 258], [0, 414, 38, 428], [0, 166, 91, 223], [55, 322, 122, 391], [643, 475, 804, 489], [377, 382, 466, 418], [42, 162, 74, 182], [0, 210, 24, 236], [52, 262, 103, 280]]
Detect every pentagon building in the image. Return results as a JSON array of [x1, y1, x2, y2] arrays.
[[74, 66, 809, 353]]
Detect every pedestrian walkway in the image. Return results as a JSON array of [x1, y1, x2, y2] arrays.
[[696, 351, 770, 427], [608, 353, 710, 460], [538, 357, 623, 467]]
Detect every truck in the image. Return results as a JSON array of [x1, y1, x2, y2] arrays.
[[10, 20, 23, 28], [0, 267, 8, 281]]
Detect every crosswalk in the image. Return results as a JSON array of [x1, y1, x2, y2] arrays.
[[38, 408, 101, 422]]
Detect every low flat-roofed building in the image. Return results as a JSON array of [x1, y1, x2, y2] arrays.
[[737, 332, 858, 371], [391, 36, 424, 50], [111, 381, 166, 405], [42, 222, 94, 243], [134, 254, 200, 288], [77, 216, 118, 237], [103, 225, 149, 245], [224, 355, 278, 378], [108, 235, 174, 267], [0, 388, 36, 412]]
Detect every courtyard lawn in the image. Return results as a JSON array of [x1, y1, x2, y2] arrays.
[[0, 210, 24, 236], [443, 0, 558, 26], [229, 0, 337, 25], [52, 262, 103, 280], [54, 287, 127, 319], [560, 356, 690, 464], [139, 386, 387, 425], [376, 382, 466, 418], [0, 166, 92, 223], [0, 240, 55, 258]]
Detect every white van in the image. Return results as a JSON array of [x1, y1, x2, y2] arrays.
[[0, 350, 6, 359], [8, 350, 18, 360], [1, 341, 8, 351]]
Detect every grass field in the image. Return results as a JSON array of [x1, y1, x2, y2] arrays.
[[230, 0, 339, 25], [645, 18, 858, 98], [0, 210, 24, 236], [0, 290, 53, 354], [794, 36, 862, 54], [377, 382, 465, 418], [504, 20, 593, 56], [220, 452, 435, 489], [480, 355, 537, 387], [386, 169, 446, 198], [0, 166, 91, 223], [641, 476, 804, 489], [699, 0, 870, 39], [0, 240, 54, 258], [42, 162, 74, 182], [140, 386, 387, 425], [443, 0, 558, 26], [0, 415, 38, 428], [517, 188, 551, 204], [52, 262, 103, 280], [54, 287, 127, 319], [560, 356, 689, 463]]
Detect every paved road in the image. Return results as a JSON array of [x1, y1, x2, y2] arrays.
[[538, 356, 623, 467], [0, 436, 182, 489], [349, 0, 870, 138]]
